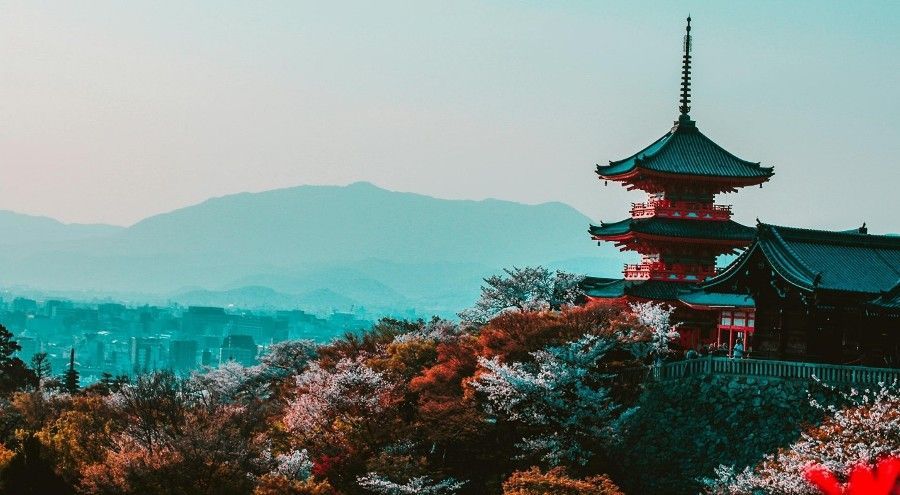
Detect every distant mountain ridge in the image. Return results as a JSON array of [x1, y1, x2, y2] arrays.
[[0, 183, 626, 315], [0, 210, 123, 246]]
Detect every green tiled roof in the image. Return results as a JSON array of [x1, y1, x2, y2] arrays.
[[596, 121, 774, 180], [706, 223, 900, 295], [589, 218, 756, 242], [679, 291, 755, 308], [581, 277, 630, 298], [581, 277, 694, 301]]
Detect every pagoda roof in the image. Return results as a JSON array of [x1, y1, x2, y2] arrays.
[[589, 217, 755, 242], [581, 277, 693, 301], [704, 223, 900, 295], [596, 120, 774, 181]]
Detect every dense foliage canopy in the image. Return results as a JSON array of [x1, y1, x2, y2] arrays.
[[0, 271, 898, 494]]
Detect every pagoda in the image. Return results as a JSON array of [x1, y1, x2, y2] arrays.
[[582, 17, 774, 347]]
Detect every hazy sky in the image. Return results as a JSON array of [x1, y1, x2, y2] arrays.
[[1, 1, 898, 230]]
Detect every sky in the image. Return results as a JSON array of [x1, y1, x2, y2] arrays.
[[0, 1, 898, 231]]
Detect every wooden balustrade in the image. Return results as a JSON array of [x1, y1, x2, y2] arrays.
[[626, 357, 900, 386], [623, 262, 717, 282], [630, 200, 732, 220]]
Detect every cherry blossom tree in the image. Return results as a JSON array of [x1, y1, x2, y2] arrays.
[[627, 301, 680, 361], [357, 473, 466, 495], [273, 449, 314, 481], [459, 267, 585, 325], [473, 334, 620, 465], [283, 357, 395, 448]]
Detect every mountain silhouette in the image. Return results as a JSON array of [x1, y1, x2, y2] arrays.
[[0, 183, 626, 315]]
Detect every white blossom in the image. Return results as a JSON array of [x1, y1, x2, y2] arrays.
[[284, 357, 392, 436], [392, 318, 462, 345], [459, 267, 585, 325], [473, 334, 618, 465], [357, 473, 466, 495], [274, 449, 313, 481], [630, 301, 680, 360], [189, 360, 263, 403]]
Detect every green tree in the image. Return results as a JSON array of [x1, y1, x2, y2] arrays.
[[0, 324, 36, 394], [30, 353, 51, 388]]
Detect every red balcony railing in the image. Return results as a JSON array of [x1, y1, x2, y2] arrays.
[[623, 262, 718, 282], [630, 200, 732, 221]]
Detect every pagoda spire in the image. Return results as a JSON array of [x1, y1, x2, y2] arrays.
[[679, 16, 693, 119]]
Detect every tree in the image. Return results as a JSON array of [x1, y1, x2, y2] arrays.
[[62, 349, 79, 395], [257, 340, 318, 379], [502, 467, 623, 495], [459, 267, 585, 325], [283, 358, 395, 450], [35, 395, 117, 484], [357, 473, 466, 495], [473, 334, 621, 466], [190, 360, 263, 404], [30, 353, 51, 388], [625, 302, 680, 362], [0, 325, 35, 394], [83, 370, 267, 495]]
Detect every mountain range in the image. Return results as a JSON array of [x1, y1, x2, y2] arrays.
[[0, 182, 627, 316]]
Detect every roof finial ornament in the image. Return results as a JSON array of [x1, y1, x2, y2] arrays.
[[679, 15, 693, 120]]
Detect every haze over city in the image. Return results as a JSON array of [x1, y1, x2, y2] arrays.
[[1, 1, 898, 231]]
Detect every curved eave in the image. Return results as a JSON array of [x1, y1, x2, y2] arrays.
[[757, 240, 817, 292], [589, 223, 755, 245], [699, 245, 757, 290], [596, 165, 774, 185], [700, 227, 817, 293], [592, 233, 752, 247]]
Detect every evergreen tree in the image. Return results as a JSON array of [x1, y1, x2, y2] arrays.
[[62, 348, 80, 394], [0, 324, 35, 394], [30, 352, 52, 387]]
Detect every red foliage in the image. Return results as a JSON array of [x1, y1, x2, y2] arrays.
[[475, 304, 636, 364], [311, 454, 342, 479], [409, 337, 478, 405]]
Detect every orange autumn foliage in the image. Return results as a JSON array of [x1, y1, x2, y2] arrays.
[[502, 466, 624, 495], [0, 443, 14, 471], [253, 474, 338, 495], [476, 305, 635, 362]]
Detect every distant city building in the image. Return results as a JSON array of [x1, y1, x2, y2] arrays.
[[2, 297, 375, 383], [130, 336, 166, 374], [12, 297, 38, 314], [182, 306, 229, 336], [200, 349, 214, 367], [170, 340, 199, 372], [219, 334, 257, 366]]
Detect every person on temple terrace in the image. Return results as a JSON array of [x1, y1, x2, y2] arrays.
[[732, 339, 745, 359]]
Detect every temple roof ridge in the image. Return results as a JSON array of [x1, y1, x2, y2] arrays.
[[702, 222, 900, 294]]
